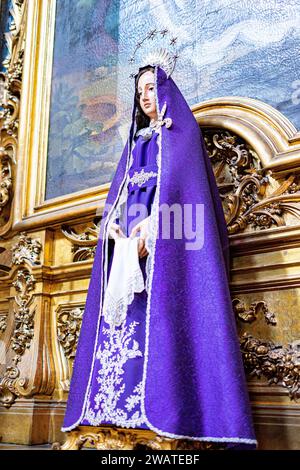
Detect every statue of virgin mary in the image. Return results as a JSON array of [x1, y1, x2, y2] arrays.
[[61, 57, 257, 449]]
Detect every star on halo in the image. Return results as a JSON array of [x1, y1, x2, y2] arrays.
[[148, 29, 157, 40], [160, 28, 168, 37], [128, 28, 179, 79]]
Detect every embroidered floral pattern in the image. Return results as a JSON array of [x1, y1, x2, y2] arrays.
[[84, 320, 146, 428], [129, 168, 158, 188]]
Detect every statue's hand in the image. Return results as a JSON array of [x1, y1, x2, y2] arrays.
[[108, 222, 126, 240], [129, 216, 150, 258]]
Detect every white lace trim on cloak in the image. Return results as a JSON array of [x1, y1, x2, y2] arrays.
[[102, 237, 145, 326]]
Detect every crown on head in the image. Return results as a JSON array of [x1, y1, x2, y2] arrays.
[[128, 28, 179, 79]]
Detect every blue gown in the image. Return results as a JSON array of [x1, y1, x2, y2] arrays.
[[79, 127, 159, 429]]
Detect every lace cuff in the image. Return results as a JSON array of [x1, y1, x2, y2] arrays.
[[102, 266, 145, 326], [102, 237, 145, 326]]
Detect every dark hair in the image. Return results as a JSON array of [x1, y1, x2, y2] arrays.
[[134, 66, 155, 132]]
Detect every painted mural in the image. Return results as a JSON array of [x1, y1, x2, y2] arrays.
[[45, 0, 300, 200]]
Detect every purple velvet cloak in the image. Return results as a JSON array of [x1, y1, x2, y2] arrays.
[[62, 65, 257, 448]]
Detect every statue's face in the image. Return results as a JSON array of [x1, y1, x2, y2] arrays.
[[137, 70, 157, 121]]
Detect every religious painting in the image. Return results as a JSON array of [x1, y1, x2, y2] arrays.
[[45, 0, 300, 200], [45, 0, 122, 199]]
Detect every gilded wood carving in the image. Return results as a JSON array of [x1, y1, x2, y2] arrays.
[[0, 0, 25, 236], [52, 426, 226, 451]]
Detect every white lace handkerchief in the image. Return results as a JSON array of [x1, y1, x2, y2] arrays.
[[102, 237, 145, 326]]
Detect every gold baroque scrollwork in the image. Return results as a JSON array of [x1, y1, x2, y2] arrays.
[[1, 0, 25, 138], [55, 303, 85, 392], [11, 269, 35, 356], [0, 365, 23, 409], [0, 0, 26, 234], [232, 298, 277, 325], [0, 232, 40, 408], [52, 426, 226, 451], [0, 268, 35, 407], [61, 221, 100, 261], [11, 231, 42, 266], [57, 307, 84, 359], [0, 146, 14, 217], [203, 128, 300, 235], [0, 312, 8, 334], [240, 333, 300, 400]]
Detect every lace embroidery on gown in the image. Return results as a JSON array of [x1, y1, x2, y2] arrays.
[[102, 238, 145, 327], [81, 126, 159, 429], [84, 320, 145, 428]]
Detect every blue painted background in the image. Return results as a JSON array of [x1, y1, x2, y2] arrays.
[[45, 0, 300, 200]]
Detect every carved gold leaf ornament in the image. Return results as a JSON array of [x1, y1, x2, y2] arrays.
[[0, 57, 22, 139], [61, 222, 99, 244], [11, 270, 35, 356], [11, 231, 42, 266], [0, 232, 40, 408], [0, 0, 25, 233], [0, 146, 14, 215], [0, 267, 36, 407], [55, 304, 86, 392], [0, 366, 21, 408], [0, 312, 8, 334], [57, 307, 84, 359], [52, 426, 226, 451], [61, 221, 100, 261], [240, 333, 300, 401], [233, 298, 277, 325], [233, 299, 300, 399], [203, 129, 300, 234]]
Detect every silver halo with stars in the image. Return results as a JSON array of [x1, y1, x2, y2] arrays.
[[128, 28, 179, 79]]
